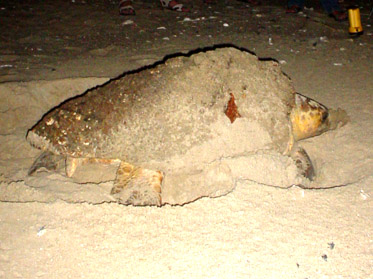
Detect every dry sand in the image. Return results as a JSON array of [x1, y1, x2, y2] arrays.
[[0, 0, 372, 278]]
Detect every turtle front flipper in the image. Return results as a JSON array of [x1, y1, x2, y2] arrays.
[[111, 162, 163, 206], [28, 151, 65, 176], [290, 93, 348, 141], [290, 145, 315, 181]]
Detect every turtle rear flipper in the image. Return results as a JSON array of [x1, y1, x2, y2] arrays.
[[161, 161, 235, 206], [111, 162, 163, 206], [28, 151, 65, 176], [65, 157, 121, 183]]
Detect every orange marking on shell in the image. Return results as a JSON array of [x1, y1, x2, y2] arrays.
[[225, 93, 241, 123]]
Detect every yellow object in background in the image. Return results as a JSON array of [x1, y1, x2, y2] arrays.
[[348, 7, 363, 34]]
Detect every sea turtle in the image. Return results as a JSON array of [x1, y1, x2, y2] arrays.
[[26, 47, 348, 206]]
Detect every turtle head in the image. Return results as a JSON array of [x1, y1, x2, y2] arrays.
[[290, 93, 348, 141]]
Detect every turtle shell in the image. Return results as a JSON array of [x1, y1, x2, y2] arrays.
[[27, 47, 295, 167]]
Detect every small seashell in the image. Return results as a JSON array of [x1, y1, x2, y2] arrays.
[[83, 140, 90, 146], [46, 118, 55, 125], [58, 138, 67, 145], [122, 20, 134, 26], [37, 226, 46, 237]]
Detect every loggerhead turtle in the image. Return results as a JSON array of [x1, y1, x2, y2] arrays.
[[26, 47, 348, 206]]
